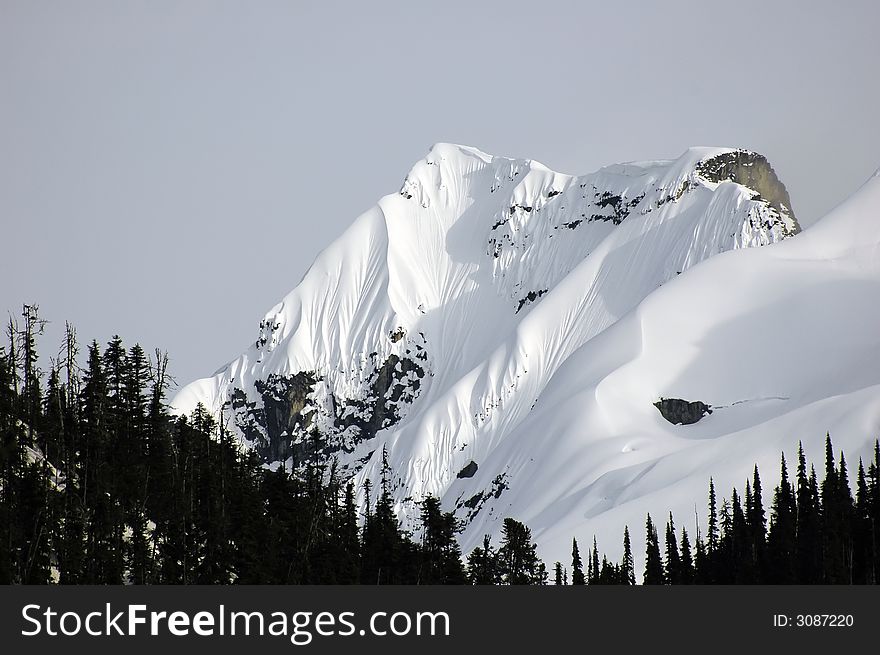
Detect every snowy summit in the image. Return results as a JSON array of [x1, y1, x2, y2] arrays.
[[173, 143, 880, 567]]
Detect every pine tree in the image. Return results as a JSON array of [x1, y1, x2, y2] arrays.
[[680, 527, 695, 584], [123, 344, 153, 584], [731, 488, 754, 582], [853, 459, 873, 583], [497, 518, 542, 585], [419, 495, 465, 584], [664, 513, 681, 584], [80, 341, 124, 583], [19, 304, 47, 448], [748, 465, 767, 579], [18, 459, 54, 583], [795, 443, 821, 583], [467, 535, 498, 585], [596, 555, 617, 585], [0, 347, 19, 582], [361, 446, 408, 584], [820, 435, 851, 583], [336, 481, 360, 583], [717, 498, 733, 583], [767, 453, 797, 583], [643, 514, 664, 585], [620, 526, 635, 585], [41, 367, 64, 464], [694, 536, 708, 584], [590, 537, 600, 585], [706, 477, 719, 582], [570, 537, 585, 585], [868, 440, 880, 583], [835, 451, 855, 583]]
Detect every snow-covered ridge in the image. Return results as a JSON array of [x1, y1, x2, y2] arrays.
[[172, 142, 869, 568]]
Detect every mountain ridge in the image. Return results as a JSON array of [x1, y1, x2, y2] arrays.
[[172, 143, 880, 568]]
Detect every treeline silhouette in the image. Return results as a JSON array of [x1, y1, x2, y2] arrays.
[[0, 306, 535, 584], [560, 436, 880, 585], [1, 305, 878, 585]]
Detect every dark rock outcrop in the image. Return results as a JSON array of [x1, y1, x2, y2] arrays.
[[457, 461, 478, 479], [229, 348, 427, 468], [697, 150, 800, 235], [654, 397, 712, 425]]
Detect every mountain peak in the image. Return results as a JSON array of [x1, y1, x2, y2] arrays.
[[172, 143, 812, 566], [410, 143, 797, 229]]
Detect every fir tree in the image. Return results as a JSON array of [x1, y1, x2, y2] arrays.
[[497, 518, 542, 585], [853, 459, 873, 583], [664, 513, 681, 584], [706, 477, 719, 582], [589, 537, 600, 585], [694, 536, 708, 584], [467, 535, 498, 585], [554, 561, 564, 586], [680, 527, 695, 584], [731, 488, 754, 582], [620, 526, 635, 585], [767, 453, 797, 583], [643, 514, 664, 585], [748, 465, 767, 579], [419, 495, 465, 584], [795, 443, 822, 583], [570, 537, 585, 585]]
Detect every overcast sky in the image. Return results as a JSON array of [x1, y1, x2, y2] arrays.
[[2, 0, 879, 388]]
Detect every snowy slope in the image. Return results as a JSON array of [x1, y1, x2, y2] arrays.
[[169, 144, 880, 570], [512, 168, 880, 568]]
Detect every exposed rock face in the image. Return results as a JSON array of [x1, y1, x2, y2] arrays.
[[456, 473, 509, 522], [253, 372, 319, 462], [654, 398, 713, 425], [697, 150, 800, 235], [229, 349, 427, 469], [457, 461, 479, 479]]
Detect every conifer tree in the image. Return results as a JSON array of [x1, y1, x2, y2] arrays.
[[717, 498, 733, 583], [868, 441, 880, 582], [590, 537, 600, 585], [554, 561, 564, 586], [731, 488, 754, 582], [643, 514, 664, 585], [796, 443, 821, 583], [680, 527, 695, 584], [81, 341, 124, 583], [571, 537, 585, 585], [664, 513, 681, 584], [19, 304, 47, 447], [706, 477, 719, 582], [821, 435, 843, 582], [748, 465, 767, 578], [835, 451, 855, 583], [853, 459, 873, 583], [620, 526, 635, 585], [767, 453, 797, 583], [694, 536, 708, 584], [0, 347, 16, 583], [419, 495, 465, 584], [336, 481, 361, 583], [497, 518, 542, 585], [467, 535, 498, 585]]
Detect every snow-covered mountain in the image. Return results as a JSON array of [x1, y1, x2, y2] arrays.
[[174, 143, 880, 567]]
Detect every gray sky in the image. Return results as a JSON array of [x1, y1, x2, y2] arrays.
[[2, 0, 879, 388]]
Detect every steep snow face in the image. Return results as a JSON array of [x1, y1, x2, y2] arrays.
[[485, 170, 880, 571], [173, 143, 809, 566]]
